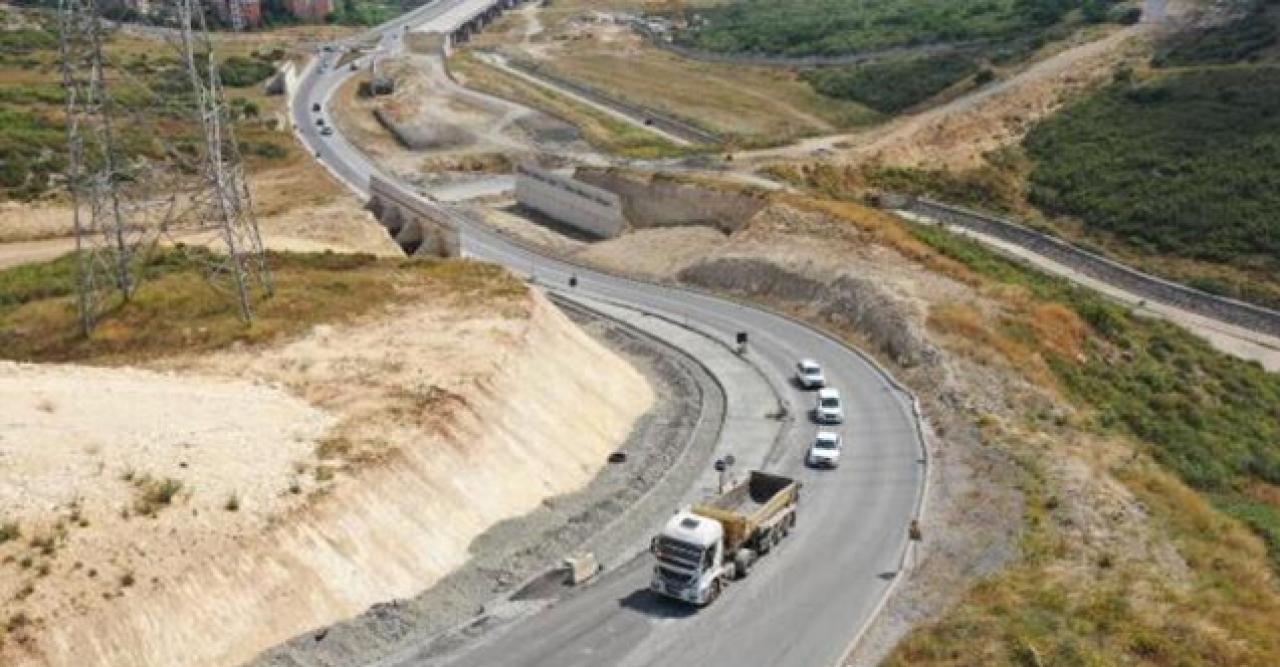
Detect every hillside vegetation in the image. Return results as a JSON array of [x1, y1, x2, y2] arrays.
[[681, 0, 1132, 56], [1024, 68, 1280, 269], [800, 54, 980, 113], [1019, 1, 1280, 306], [885, 222, 1280, 665], [0, 7, 293, 202]]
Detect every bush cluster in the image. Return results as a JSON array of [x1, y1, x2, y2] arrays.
[[1024, 67, 1280, 269], [801, 54, 977, 113]]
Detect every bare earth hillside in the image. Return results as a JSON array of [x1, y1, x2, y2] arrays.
[[0, 290, 652, 667]]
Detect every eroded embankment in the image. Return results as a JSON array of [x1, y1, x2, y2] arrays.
[[3, 291, 652, 667]]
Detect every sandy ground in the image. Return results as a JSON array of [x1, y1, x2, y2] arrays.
[[1, 290, 652, 667], [332, 52, 595, 187]]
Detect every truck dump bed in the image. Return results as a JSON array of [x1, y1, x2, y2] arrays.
[[693, 471, 797, 552]]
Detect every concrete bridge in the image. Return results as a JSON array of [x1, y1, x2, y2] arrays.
[[411, 0, 530, 52], [367, 175, 461, 257]]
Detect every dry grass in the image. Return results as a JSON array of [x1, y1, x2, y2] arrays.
[[0, 251, 527, 365], [535, 43, 878, 144], [447, 52, 694, 159]]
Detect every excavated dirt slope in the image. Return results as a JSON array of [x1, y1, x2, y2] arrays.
[[0, 291, 651, 667]]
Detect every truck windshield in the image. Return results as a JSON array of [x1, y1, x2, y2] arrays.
[[821, 398, 839, 408]]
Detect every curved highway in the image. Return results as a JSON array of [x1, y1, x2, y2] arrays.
[[290, 4, 926, 666]]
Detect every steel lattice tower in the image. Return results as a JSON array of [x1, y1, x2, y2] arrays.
[[58, 0, 272, 332]]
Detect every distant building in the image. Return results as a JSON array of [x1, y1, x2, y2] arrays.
[[213, 0, 265, 28], [285, 0, 335, 21]]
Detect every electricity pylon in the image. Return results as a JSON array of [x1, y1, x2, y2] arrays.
[[58, 0, 271, 332]]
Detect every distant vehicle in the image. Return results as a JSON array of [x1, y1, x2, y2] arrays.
[[316, 118, 325, 126], [814, 388, 844, 424], [312, 102, 321, 112], [650, 471, 798, 606], [796, 359, 825, 389], [320, 127, 334, 136], [807, 432, 842, 469], [322, 45, 334, 52], [350, 61, 359, 71]]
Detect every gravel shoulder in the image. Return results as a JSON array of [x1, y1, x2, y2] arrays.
[[245, 297, 725, 667]]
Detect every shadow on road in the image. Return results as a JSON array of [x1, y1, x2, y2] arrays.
[[617, 589, 699, 619]]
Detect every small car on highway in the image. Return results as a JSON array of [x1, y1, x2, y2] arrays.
[[814, 388, 844, 424], [320, 126, 334, 136], [807, 432, 842, 469], [312, 102, 321, 112], [796, 359, 825, 389]]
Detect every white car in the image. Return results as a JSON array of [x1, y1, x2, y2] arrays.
[[814, 388, 844, 424], [808, 432, 842, 468], [796, 359, 825, 389]]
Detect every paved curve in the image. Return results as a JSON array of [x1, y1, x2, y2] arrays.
[[290, 4, 925, 666]]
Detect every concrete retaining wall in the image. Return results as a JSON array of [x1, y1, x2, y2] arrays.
[[515, 164, 626, 239], [905, 197, 1280, 338], [368, 175, 461, 257], [576, 168, 765, 234], [265, 60, 299, 97]]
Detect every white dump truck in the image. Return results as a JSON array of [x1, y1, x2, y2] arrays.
[[649, 471, 799, 606]]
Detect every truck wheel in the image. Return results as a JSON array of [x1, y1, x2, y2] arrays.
[[734, 549, 754, 579], [703, 579, 722, 606]]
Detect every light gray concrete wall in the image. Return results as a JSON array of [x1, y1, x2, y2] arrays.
[[575, 168, 766, 234], [515, 163, 626, 239]]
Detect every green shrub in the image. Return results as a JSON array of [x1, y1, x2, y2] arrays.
[[217, 56, 276, 88], [1024, 68, 1280, 270], [803, 54, 978, 113], [0, 522, 19, 544], [1153, 2, 1278, 67]]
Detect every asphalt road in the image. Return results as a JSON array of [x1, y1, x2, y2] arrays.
[[290, 4, 926, 666]]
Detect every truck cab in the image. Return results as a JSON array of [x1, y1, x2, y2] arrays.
[[650, 472, 798, 607], [651, 512, 727, 606]]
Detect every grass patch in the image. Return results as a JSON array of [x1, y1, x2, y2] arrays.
[[131, 475, 184, 517], [801, 54, 978, 113], [531, 46, 879, 144], [0, 249, 527, 364], [448, 52, 702, 160], [0, 522, 20, 545]]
